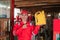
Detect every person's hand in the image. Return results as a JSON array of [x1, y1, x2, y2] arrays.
[[13, 31, 16, 36]]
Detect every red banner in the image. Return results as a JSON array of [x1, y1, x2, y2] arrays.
[[53, 19, 60, 32], [53, 19, 60, 40]]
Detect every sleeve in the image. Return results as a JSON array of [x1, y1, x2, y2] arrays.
[[13, 23, 19, 31], [13, 23, 19, 36], [15, 27, 23, 36], [13, 23, 23, 36], [32, 25, 40, 35]]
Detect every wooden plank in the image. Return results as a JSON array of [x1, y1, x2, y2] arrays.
[[15, 0, 60, 7], [15, 0, 60, 2], [15, 0, 43, 1], [15, 2, 60, 7], [15, 0, 60, 5], [15, 1, 47, 5], [10, 0, 14, 40]]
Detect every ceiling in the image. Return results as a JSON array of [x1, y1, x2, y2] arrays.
[[15, 0, 60, 7]]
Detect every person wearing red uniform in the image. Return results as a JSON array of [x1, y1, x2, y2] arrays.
[[13, 10, 40, 40]]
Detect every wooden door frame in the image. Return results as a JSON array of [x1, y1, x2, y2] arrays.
[[10, 0, 14, 40]]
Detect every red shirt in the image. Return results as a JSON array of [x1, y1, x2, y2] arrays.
[[13, 21, 40, 40]]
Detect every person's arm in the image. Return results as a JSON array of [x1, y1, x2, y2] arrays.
[[13, 23, 19, 36], [13, 23, 23, 36], [32, 25, 40, 35], [15, 27, 23, 36]]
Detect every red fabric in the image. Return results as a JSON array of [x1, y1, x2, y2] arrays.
[[13, 22, 40, 40], [53, 19, 60, 33], [21, 10, 28, 14]]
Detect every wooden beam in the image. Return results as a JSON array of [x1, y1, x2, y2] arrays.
[[15, 4, 47, 7], [15, 0, 60, 7], [15, 0, 44, 2], [15, 0, 60, 2], [15, 1, 46, 7], [15, 2, 60, 7], [10, 0, 14, 40]]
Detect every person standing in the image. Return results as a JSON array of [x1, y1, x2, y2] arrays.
[[13, 10, 40, 40]]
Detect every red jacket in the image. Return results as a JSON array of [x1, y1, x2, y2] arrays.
[[13, 21, 40, 40]]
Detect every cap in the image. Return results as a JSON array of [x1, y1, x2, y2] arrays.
[[21, 10, 28, 14]]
